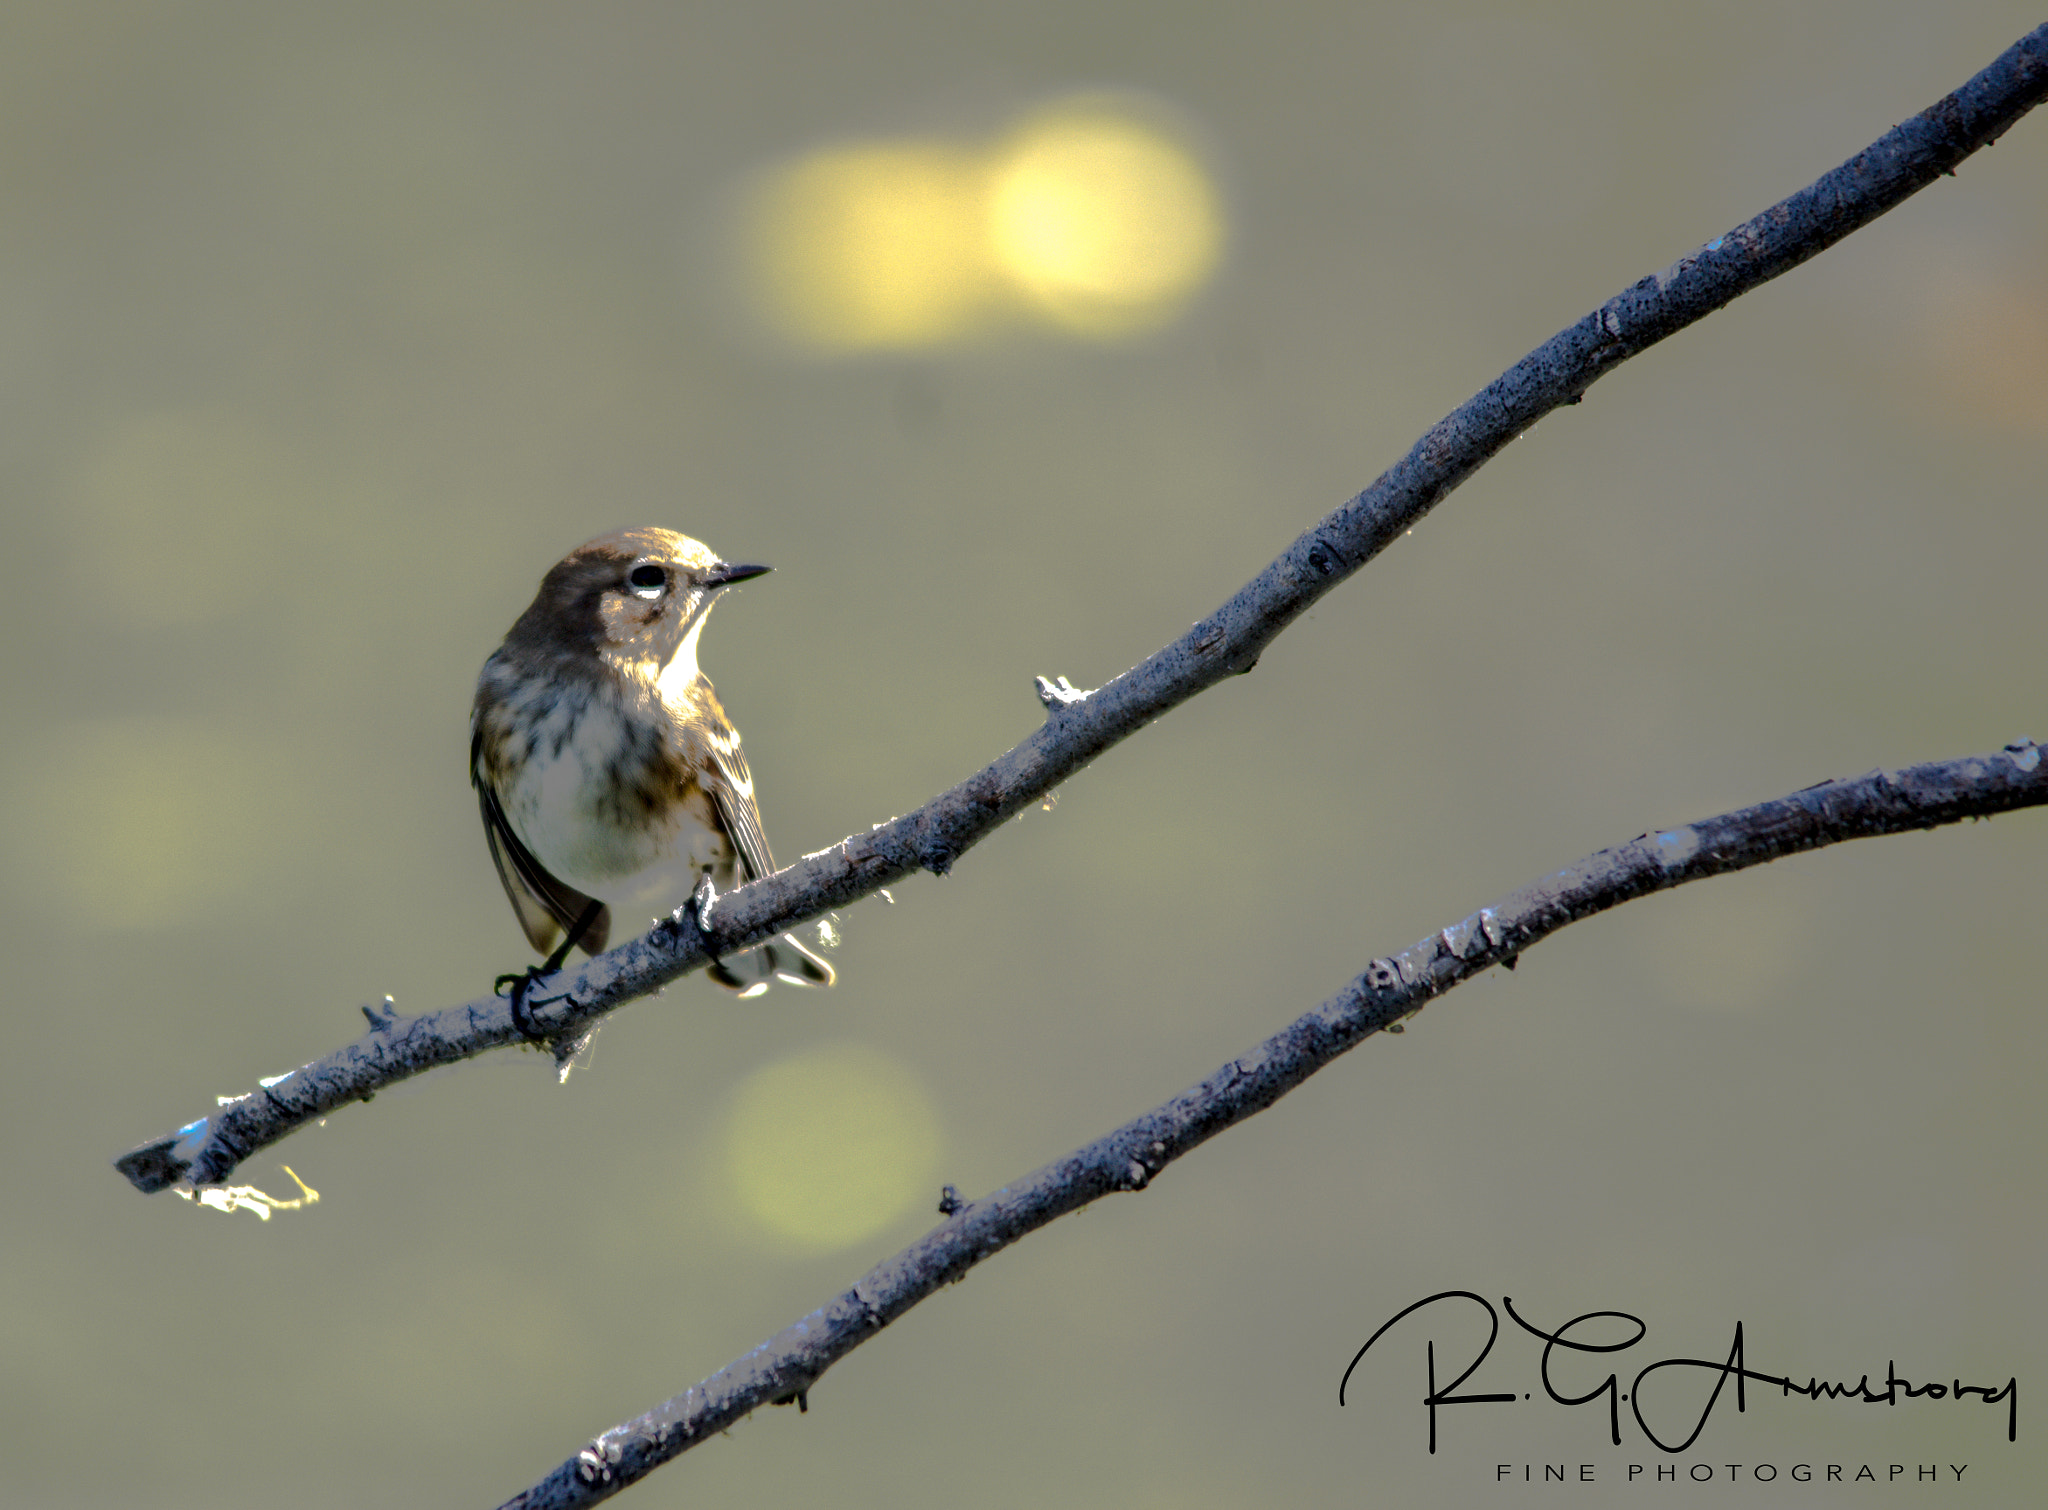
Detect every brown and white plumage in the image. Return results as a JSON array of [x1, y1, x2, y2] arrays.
[[471, 526, 834, 995]]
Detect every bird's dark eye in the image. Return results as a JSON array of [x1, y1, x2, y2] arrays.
[[627, 563, 666, 598]]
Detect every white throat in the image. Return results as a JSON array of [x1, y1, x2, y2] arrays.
[[667, 597, 713, 683]]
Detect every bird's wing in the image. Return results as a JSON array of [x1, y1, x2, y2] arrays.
[[703, 724, 834, 987], [703, 723, 776, 883], [472, 730, 611, 957]]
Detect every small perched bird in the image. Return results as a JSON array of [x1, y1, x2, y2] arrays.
[[471, 526, 835, 1003]]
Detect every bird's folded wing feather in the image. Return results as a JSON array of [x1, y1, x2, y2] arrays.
[[704, 727, 776, 882], [705, 728, 834, 986], [472, 733, 611, 956]]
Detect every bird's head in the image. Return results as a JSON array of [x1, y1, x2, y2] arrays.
[[510, 526, 771, 677]]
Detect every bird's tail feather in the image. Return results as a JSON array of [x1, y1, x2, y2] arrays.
[[706, 928, 836, 996]]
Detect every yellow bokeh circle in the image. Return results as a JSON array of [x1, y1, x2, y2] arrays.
[[723, 1044, 942, 1252], [988, 104, 1224, 337], [743, 144, 993, 351], [736, 95, 1224, 351]]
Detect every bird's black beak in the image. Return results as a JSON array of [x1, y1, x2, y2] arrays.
[[703, 561, 772, 589]]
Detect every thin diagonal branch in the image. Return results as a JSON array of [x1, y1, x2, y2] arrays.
[[114, 24, 2048, 1195], [498, 740, 2048, 1507]]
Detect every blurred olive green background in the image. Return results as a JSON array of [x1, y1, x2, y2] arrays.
[[5, 4, 2045, 1506]]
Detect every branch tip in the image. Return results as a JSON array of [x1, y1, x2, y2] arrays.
[[112, 1138, 188, 1195]]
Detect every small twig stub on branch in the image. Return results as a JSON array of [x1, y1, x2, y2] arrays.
[[115, 26, 2048, 1210], [495, 740, 2047, 1508]]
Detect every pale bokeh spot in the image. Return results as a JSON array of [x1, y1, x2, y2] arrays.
[[722, 1043, 942, 1252], [742, 144, 995, 352], [1920, 267, 2048, 436], [6, 716, 296, 928], [988, 103, 1224, 338], [736, 94, 1224, 352], [66, 408, 320, 626]]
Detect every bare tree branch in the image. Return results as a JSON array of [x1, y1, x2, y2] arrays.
[[496, 740, 2048, 1507], [115, 24, 2048, 1195]]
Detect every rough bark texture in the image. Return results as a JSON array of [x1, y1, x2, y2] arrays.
[[117, 27, 2048, 1212], [502, 741, 2048, 1507]]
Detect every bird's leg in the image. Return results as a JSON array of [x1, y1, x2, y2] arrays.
[[691, 874, 748, 991], [496, 899, 605, 1042]]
